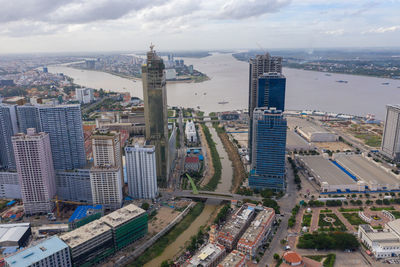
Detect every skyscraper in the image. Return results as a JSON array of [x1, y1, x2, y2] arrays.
[[249, 108, 287, 191], [248, 53, 283, 162], [142, 45, 169, 185], [0, 104, 18, 170], [90, 129, 123, 210], [381, 104, 400, 162], [256, 73, 286, 112], [12, 128, 56, 215], [16, 105, 41, 134], [38, 104, 86, 170], [125, 143, 158, 199]]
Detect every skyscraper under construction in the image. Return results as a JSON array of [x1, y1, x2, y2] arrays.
[[142, 45, 169, 186]]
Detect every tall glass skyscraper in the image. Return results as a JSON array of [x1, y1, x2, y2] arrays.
[[249, 108, 287, 191], [16, 105, 41, 133], [256, 73, 286, 112], [381, 104, 400, 162], [142, 45, 169, 185], [248, 53, 284, 162], [0, 104, 18, 170]]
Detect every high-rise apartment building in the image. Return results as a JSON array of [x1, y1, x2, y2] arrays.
[[75, 87, 94, 104], [90, 129, 123, 210], [16, 104, 86, 170], [142, 45, 169, 185], [249, 108, 287, 191], [381, 105, 400, 162], [248, 53, 283, 162], [38, 104, 86, 170], [0, 104, 18, 170], [125, 143, 158, 199], [12, 129, 56, 215]]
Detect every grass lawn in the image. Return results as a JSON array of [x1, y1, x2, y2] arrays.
[[391, 211, 400, 219], [354, 133, 381, 147], [339, 208, 362, 212], [342, 212, 364, 225], [318, 213, 346, 231], [370, 206, 395, 211], [320, 209, 332, 213]]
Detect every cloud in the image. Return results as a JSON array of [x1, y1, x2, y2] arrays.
[[216, 0, 291, 19], [324, 29, 344, 36], [364, 25, 400, 34]]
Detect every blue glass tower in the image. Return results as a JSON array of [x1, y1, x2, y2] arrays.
[[256, 73, 286, 112], [249, 108, 287, 191], [0, 104, 18, 170]]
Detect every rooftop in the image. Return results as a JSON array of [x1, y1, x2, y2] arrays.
[[286, 130, 313, 150], [5, 236, 68, 267], [238, 207, 275, 246], [334, 154, 400, 186], [60, 220, 111, 248], [287, 117, 329, 134], [98, 204, 145, 228], [187, 243, 225, 267], [219, 205, 255, 241], [298, 156, 357, 186], [68, 205, 103, 223], [218, 250, 245, 267], [0, 223, 30, 244], [283, 251, 302, 263], [185, 157, 199, 163]]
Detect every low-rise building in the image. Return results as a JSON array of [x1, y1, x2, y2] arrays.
[[218, 250, 246, 267], [185, 156, 200, 173], [0, 223, 31, 247], [281, 251, 322, 267], [60, 220, 114, 267], [5, 236, 71, 267], [185, 120, 197, 144], [358, 220, 400, 259], [186, 243, 226, 267], [237, 207, 275, 257], [217, 205, 255, 251], [98, 204, 147, 251]]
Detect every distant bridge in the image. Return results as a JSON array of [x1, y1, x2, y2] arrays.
[[171, 190, 263, 202]]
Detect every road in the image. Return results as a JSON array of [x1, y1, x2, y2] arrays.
[[259, 158, 298, 267]]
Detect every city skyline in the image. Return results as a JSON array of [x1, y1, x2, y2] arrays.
[[0, 1, 399, 54]]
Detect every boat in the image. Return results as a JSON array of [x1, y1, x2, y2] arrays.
[[382, 82, 390, 85], [197, 106, 200, 109], [218, 101, 229, 104], [203, 93, 207, 95], [336, 80, 348, 83], [325, 74, 332, 76]]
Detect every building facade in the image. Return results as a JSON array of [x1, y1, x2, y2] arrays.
[[75, 87, 94, 104], [90, 129, 123, 210], [0, 104, 18, 170], [249, 108, 287, 190], [37, 104, 86, 170], [248, 53, 283, 162], [256, 73, 286, 112], [55, 169, 92, 203], [12, 129, 56, 215], [16, 105, 41, 134], [0, 171, 21, 199], [142, 45, 169, 185], [381, 104, 400, 162], [125, 143, 158, 199], [5, 236, 71, 267]]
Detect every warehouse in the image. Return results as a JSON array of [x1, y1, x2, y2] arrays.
[[297, 156, 364, 192], [288, 117, 338, 142], [286, 131, 314, 151], [0, 223, 31, 248], [334, 154, 400, 191]]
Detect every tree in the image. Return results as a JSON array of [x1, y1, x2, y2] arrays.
[[273, 253, 280, 261], [141, 202, 150, 210]]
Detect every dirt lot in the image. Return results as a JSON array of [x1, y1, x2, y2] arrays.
[[148, 207, 181, 235], [315, 141, 353, 151]]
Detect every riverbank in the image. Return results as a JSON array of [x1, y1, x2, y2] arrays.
[[213, 123, 246, 193], [200, 124, 222, 191], [130, 202, 205, 267]]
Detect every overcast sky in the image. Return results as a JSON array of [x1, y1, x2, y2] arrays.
[[0, 0, 399, 53]]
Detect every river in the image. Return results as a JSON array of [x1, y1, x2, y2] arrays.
[[48, 53, 400, 119]]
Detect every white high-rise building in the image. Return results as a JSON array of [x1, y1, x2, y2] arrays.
[[90, 128, 123, 210], [12, 129, 56, 215], [125, 143, 158, 199], [75, 88, 94, 104], [185, 120, 197, 144], [381, 104, 400, 162]]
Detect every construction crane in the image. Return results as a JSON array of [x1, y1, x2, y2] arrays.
[[51, 195, 89, 217]]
